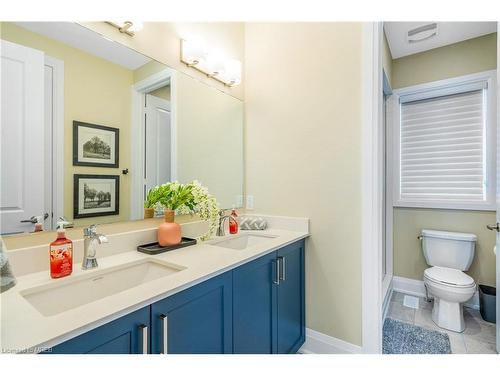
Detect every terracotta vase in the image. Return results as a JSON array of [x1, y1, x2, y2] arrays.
[[158, 209, 181, 246], [144, 207, 155, 219]]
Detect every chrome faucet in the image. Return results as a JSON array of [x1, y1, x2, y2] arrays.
[[216, 209, 238, 237], [82, 224, 108, 270]]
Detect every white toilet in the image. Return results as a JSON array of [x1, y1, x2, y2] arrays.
[[420, 229, 477, 332]]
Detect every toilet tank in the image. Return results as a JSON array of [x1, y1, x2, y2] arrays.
[[420, 229, 476, 271]]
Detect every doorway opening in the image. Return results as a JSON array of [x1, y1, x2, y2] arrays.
[[130, 68, 176, 220]]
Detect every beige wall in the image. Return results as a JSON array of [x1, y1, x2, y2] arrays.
[[176, 73, 243, 208], [391, 33, 497, 89], [391, 33, 497, 287], [1, 23, 134, 227], [244, 23, 363, 346], [80, 22, 245, 101]]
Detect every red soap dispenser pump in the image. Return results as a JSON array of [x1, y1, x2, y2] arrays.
[[229, 206, 239, 234], [49, 223, 73, 278]]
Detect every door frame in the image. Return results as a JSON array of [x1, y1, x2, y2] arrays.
[[381, 69, 394, 305], [361, 21, 384, 354], [130, 68, 176, 220], [44, 55, 64, 230], [496, 20, 499, 354]]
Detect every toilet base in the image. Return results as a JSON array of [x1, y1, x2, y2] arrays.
[[431, 298, 465, 332]]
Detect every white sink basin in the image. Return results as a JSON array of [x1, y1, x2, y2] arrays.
[[21, 259, 185, 316], [209, 233, 277, 250]]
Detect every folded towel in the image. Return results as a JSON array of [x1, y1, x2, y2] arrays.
[[239, 216, 268, 230], [1, 240, 16, 293]]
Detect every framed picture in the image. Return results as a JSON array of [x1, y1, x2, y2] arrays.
[[73, 121, 119, 167], [74, 174, 120, 218]]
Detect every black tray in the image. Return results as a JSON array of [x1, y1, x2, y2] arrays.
[[137, 237, 197, 255]]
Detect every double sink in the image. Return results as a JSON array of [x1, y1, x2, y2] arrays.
[[20, 233, 277, 316]]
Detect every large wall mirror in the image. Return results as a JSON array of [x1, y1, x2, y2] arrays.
[[0, 22, 244, 236]]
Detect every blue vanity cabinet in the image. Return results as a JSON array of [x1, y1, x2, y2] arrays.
[[150, 272, 233, 354], [276, 240, 306, 354], [47, 306, 150, 354], [42, 239, 304, 355], [232, 239, 305, 354], [232, 251, 279, 353]]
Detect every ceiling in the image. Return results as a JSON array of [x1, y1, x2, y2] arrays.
[[384, 22, 497, 59], [14, 22, 151, 70]]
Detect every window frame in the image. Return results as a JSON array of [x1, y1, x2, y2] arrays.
[[389, 70, 497, 211]]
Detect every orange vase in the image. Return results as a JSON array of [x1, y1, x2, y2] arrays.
[[158, 209, 181, 246]]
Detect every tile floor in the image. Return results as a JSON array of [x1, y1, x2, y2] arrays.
[[386, 291, 497, 354]]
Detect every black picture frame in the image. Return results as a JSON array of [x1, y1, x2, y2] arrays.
[[73, 121, 119, 168], [74, 174, 120, 219]]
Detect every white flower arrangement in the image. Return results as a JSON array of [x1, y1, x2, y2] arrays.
[[145, 180, 220, 241]]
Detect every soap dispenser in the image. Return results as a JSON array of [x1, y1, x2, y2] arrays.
[[229, 206, 239, 234], [49, 222, 73, 278]]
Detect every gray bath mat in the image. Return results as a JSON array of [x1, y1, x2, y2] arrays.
[[383, 318, 451, 354]]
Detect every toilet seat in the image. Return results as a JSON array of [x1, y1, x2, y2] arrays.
[[424, 266, 475, 288]]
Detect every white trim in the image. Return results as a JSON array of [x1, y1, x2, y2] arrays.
[[382, 74, 394, 302], [382, 286, 394, 321], [298, 328, 362, 354], [133, 69, 171, 93], [392, 276, 480, 310], [130, 68, 175, 220], [495, 23, 500, 354], [44, 56, 64, 230], [361, 21, 384, 354], [169, 72, 178, 182], [390, 70, 497, 211], [130, 88, 144, 220]]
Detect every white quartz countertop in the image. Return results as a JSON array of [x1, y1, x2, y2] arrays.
[[1, 219, 308, 353]]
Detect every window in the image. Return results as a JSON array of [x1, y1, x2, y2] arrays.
[[391, 71, 497, 210]]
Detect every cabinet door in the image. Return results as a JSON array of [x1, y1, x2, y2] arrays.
[[47, 306, 150, 354], [151, 272, 233, 354], [232, 251, 278, 354], [277, 240, 305, 353]]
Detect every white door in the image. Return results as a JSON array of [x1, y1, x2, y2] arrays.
[[0, 40, 45, 235], [144, 94, 171, 197]]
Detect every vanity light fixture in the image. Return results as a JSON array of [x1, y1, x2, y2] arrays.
[[180, 39, 242, 87], [105, 21, 143, 36]]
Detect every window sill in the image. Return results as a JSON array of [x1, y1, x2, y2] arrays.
[[393, 201, 496, 212]]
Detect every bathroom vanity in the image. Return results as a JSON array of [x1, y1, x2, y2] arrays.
[[1, 216, 308, 354]]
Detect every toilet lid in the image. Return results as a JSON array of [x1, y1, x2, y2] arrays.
[[424, 267, 475, 287]]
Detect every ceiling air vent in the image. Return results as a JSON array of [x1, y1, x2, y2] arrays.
[[407, 23, 438, 43]]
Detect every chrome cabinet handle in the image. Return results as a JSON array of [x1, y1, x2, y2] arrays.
[[139, 324, 148, 354], [486, 223, 500, 232], [160, 314, 168, 354], [273, 259, 280, 285], [278, 256, 286, 281]]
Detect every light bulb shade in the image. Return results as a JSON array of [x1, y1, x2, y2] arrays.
[[221, 59, 242, 85], [204, 49, 226, 75], [127, 21, 143, 33], [181, 39, 206, 65]]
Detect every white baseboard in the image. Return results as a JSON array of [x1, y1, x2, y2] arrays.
[[382, 288, 394, 321], [298, 328, 363, 354], [392, 276, 479, 310]]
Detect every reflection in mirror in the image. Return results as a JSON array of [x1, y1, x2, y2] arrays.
[[0, 22, 243, 237]]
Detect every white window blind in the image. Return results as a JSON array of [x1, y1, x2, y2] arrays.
[[400, 90, 486, 203]]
